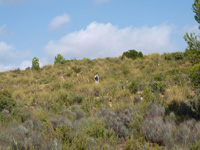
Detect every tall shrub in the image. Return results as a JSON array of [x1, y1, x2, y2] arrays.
[[54, 54, 66, 65], [32, 57, 40, 70]]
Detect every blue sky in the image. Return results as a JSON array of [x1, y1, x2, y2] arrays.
[[0, 0, 199, 71]]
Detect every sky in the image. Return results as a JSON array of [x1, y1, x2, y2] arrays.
[[0, 0, 199, 71]]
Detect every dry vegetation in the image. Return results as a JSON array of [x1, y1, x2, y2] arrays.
[[0, 53, 200, 150]]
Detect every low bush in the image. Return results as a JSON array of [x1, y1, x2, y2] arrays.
[[85, 119, 106, 139], [151, 81, 166, 94], [175, 120, 200, 147], [50, 116, 72, 130], [190, 63, 200, 88], [154, 73, 165, 81], [72, 96, 83, 104], [164, 52, 184, 60], [72, 66, 81, 73], [142, 86, 156, 103], [71, 105, 86, 120], [125, 137, 163, 150], [128, 80, 139, 94], [99, 107, 135, 139], [142, 103, 173, 147], [0, 91, 16, 112]]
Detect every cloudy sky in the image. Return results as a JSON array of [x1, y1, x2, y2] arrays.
[[0, 0, 199, 71]]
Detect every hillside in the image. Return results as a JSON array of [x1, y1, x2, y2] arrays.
[[0, 53, 200, 150]]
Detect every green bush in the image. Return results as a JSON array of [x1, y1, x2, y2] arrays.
[[172, 52, 184, 60], [85, 120, 106, 139], [73, 96, 83, 104], [164, 53, 173, 60], [154, 73, 165, 81], [122, 67, 130, 76], [151, 81, 166, 94], [190, 63, 200, 88], [54, 54, 66, 65], [125, 137, 163, 150], [122, 50, 143, 60], [128, 80, 139, 94], [143, 86, 156, 103], [164, 52, 184, 60], [0, 91, 16, 111], [32, 57, 40, 70], [72, 66, 81, 73]]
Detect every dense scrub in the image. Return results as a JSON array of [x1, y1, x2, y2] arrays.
[[0, 53, 200, 149]]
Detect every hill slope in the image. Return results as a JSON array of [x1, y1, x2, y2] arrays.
[[0, 53, 199, 149]]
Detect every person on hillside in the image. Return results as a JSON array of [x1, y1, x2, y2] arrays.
[[94, 72, 99, 84]]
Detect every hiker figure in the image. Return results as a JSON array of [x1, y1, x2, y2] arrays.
[[94, 72, 99, 84]]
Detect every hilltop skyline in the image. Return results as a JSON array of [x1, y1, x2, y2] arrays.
[[0, 0, 199, 71]]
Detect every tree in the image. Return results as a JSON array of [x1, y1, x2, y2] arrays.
[[183, 0, 200, 65], [122, 50, 143, 60], [54, 54, 66, 65], [192, 0, 200, 24], [32, 57, 40, 70]]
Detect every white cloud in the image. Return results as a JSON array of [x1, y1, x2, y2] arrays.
[[0, 41, 15, 63], [0, 64, 15, 72], [0, 41, 31, 64], [0, 0, 23, 6], [44, 22, 173, 59], [19, 60, 31, 70], [182, 25, 200, 34], [48, 13, 71, 31], [93, 0, 110, 4]]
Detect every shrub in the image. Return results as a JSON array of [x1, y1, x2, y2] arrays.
[[172, 52, 184, 60], [32, 57, 40, 70], [122, 67, 130, 76], [71, 105, 86, 120], [0, 90, 16, 111], [72, 96, 83, 104], [175, 120, 199, 146], [151, 81, 166, 94], [122, 50, 143, 60], [56, 124, 72, 148], [165, 100, 198, 121], [85, 119, 106, 139], [72, 66, 81, 73], [63, 82, 73, 89], [100, 108, 134, 138], [50, 116, 72, 130], [66, 71, 73, 77], [154, 73, 165, 81], [125, 137, 163, 150], [41, 139, 62, 150], [128, 80, 139, 94], [143, 86, 156, 103], [189, 63, 200, 88], [54, 54, 66, 65], [142, 103, 173, 147], [56, 92, 68, 106], [164, 52, 184, 60], [145, 103, 165, 118], [60, 108, 76, 120], [164, 53, 173, 60]]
